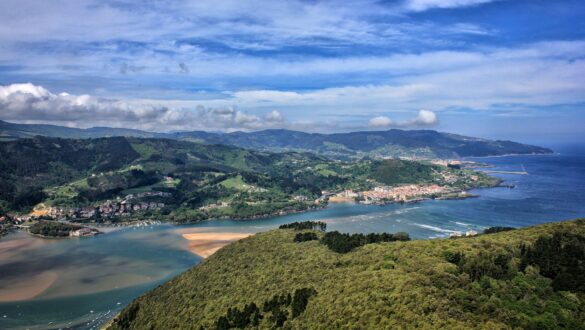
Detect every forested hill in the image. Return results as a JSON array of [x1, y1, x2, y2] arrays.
[[110, 219, 585, 329], [0, 119, 163, 139], [1, 136, 496, 218], [0, 136, 325, 212], [0, 120, 552, 158]]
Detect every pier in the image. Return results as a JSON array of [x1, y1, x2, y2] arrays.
[[478, 170, 528, 175], [477, 164, 528, 175]]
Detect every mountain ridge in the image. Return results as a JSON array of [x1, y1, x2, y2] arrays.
[[0, 119, 552, 158]]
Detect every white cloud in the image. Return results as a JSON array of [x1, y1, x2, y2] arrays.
[[0, 83, 288, 132], [265, 110, 285, 123], [368, 110, 438, 128], [0, 83, 51, 98], [413, 109, 438, 125], [369, 116, 394, 127], [0, 83, 442, 132], [0, 0, 501, 78], [404, 0, 498, 12]]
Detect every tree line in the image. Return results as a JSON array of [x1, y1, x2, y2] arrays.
[[520, 231, 585, 292], [279, 221, 327, 231], [214, 288, 317, 329], [321, 231, 410, 253]]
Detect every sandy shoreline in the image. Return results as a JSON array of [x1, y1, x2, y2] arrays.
[[181, 232, 252, 258]]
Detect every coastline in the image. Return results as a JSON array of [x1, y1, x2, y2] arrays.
[[3, 165, 556, 330], [463, 151, 555, 159], [3, 182, 500, 240]]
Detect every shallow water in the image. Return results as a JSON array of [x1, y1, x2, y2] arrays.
[[1, 149, 584, 329]]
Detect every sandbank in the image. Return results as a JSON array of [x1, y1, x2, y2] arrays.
[[0, 271, 57, 302], [181, 232, 252, 258]]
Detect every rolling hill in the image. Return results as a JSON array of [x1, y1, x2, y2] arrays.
[[109, 219, 585, 329], [0, 136, 326, 215], [0, 136, 496, 220], [0, 120, 552, 159]]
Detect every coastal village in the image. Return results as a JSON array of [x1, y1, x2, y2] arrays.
[[327, 160, 482, 204], [0, 158, 489, 240], [4, 191, 170, 224], [327, 183, 474, 204]]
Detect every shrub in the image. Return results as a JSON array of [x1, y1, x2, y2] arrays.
[[294, 232, 319, 242], [483, 226, 515, 234]]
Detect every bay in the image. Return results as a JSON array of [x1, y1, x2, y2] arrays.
[[1, 148, 584, 329]]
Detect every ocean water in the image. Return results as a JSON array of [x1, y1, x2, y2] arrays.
[[1, 149, 584, 329]]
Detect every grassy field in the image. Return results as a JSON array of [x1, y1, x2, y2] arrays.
[[219, 175, 247, 190]]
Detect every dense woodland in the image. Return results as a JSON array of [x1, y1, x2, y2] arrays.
[[29, 221, 81, 237], [110, 219, 585, 329], [212, 288, 317, 329], [320, 231, 411, 253]]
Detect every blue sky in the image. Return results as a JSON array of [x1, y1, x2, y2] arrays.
[[0, 0, 584, 144]]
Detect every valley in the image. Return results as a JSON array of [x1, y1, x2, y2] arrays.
[[0, 136, 499, 236]]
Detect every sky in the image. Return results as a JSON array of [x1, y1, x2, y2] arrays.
[[0, 0, 584, 144]]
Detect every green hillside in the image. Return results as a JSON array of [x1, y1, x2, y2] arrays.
[[110, 219, 585, 329], [0, 136, 496, 221], [0, 136, 329, 216]]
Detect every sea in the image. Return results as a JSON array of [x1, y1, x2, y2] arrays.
[[1, 146, 584, 329]]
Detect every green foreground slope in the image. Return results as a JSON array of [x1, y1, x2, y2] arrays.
[[110, 219, 585, 329]]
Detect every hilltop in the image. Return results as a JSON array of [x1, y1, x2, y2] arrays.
[[110, 219, 585, 329], [0, 120, 552, 159]]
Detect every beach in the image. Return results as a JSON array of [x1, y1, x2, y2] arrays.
[[179, 229, 252, 258]]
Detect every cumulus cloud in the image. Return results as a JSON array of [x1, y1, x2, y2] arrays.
[[412, 109, 438, 125], [0, 83, 287, 132], [368, 110, 438, 128], [265, 110, 285, 123], [0, 83, 441, 133], [368, 116, 394, 127]]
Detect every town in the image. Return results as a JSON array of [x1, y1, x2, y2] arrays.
[[6, 191, 170, 223], [327, 183, 474, 205]]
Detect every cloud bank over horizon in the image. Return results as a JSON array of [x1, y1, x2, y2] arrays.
[[0, 83, 441, 132]]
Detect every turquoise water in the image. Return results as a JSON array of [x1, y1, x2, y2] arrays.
[[1, 150, 585, 329]]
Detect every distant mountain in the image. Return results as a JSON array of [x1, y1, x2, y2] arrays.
[[173, 129, 553, 158], [0, 120, 163, 139], [0, 120, 552, 158]]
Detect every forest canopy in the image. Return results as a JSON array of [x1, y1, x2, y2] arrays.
[[109, 218, 585, 330]]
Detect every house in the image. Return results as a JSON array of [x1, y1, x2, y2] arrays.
[[70, 228, 96, 237]]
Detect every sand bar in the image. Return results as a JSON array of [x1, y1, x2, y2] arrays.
[[0, 271, 58, 302], [181, 232, 252, 258]]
